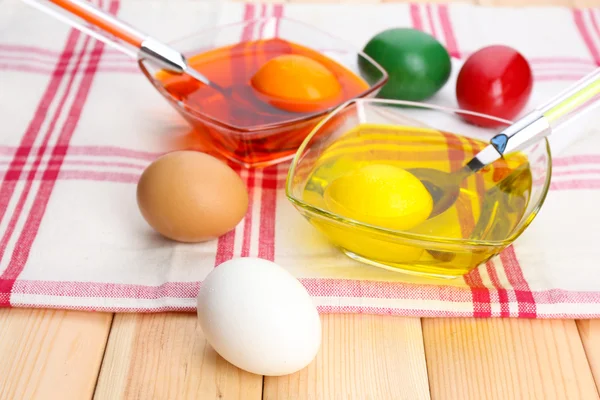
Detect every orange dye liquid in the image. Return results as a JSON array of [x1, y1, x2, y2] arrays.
[[155, 38, 369, 166]]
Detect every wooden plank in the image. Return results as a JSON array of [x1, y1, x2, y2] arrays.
[[263, 314, 430, 400], [573, 0, 600, 7], [423, 318, 599, 400], [0, 308, 112, 400], [94, 312, 263, 400], [382, 0, 472, 3], [577, 320, 600, 392], [479, 0, 573, 6]]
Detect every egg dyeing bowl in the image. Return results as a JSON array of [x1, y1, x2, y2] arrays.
[[139, 17, 388, 168], [286, 99, 552, 278]]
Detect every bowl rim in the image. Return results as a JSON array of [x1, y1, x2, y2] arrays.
[[138, 16, 389, 133], [285, 98, 553, 248]]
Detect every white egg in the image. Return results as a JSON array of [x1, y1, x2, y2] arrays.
[[196, 257, 321, 376]]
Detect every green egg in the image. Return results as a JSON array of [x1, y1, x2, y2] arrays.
[[361, 28, 452, 101]]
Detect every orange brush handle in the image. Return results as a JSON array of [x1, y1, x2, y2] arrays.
[[48, 0, 144, 48]]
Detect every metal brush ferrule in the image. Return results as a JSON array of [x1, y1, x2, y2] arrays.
[[139, 38, 187, 74], [491, 110, 552, 156], [466, 110, 552, 173]]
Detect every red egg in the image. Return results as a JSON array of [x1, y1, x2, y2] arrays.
[[456, 45, 533, 127]]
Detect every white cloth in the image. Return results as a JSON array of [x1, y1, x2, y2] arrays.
[[1, 0, 600, 317]]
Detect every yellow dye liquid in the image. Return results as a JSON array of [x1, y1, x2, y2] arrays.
[[301, 124, 534, 277]]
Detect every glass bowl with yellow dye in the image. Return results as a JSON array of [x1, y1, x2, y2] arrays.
[[285, 99, 552, 278]]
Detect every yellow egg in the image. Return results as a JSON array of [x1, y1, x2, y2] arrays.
[[323, 164, 433, 231], [136, 151, 248, 243], [250, 54, 342, 112]]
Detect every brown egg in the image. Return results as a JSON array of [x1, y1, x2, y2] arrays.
[[136, 151, 248, 243]]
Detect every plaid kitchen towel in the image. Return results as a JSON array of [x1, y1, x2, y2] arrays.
[[2, 0, 600, 318]]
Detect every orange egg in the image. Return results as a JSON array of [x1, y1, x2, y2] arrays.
[[250, 54, 342, 113]]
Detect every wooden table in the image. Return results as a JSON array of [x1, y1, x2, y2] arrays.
[[2, 0, 600, 398]]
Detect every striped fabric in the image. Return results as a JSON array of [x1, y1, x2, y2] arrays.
[[2, 0, 600, 317]]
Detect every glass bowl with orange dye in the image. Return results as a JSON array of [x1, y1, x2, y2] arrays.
[[138, 17, 388, 168]]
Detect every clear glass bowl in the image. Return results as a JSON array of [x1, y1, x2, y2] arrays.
[[286, 99, 552, 278], [138, 17, 388, 168]]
